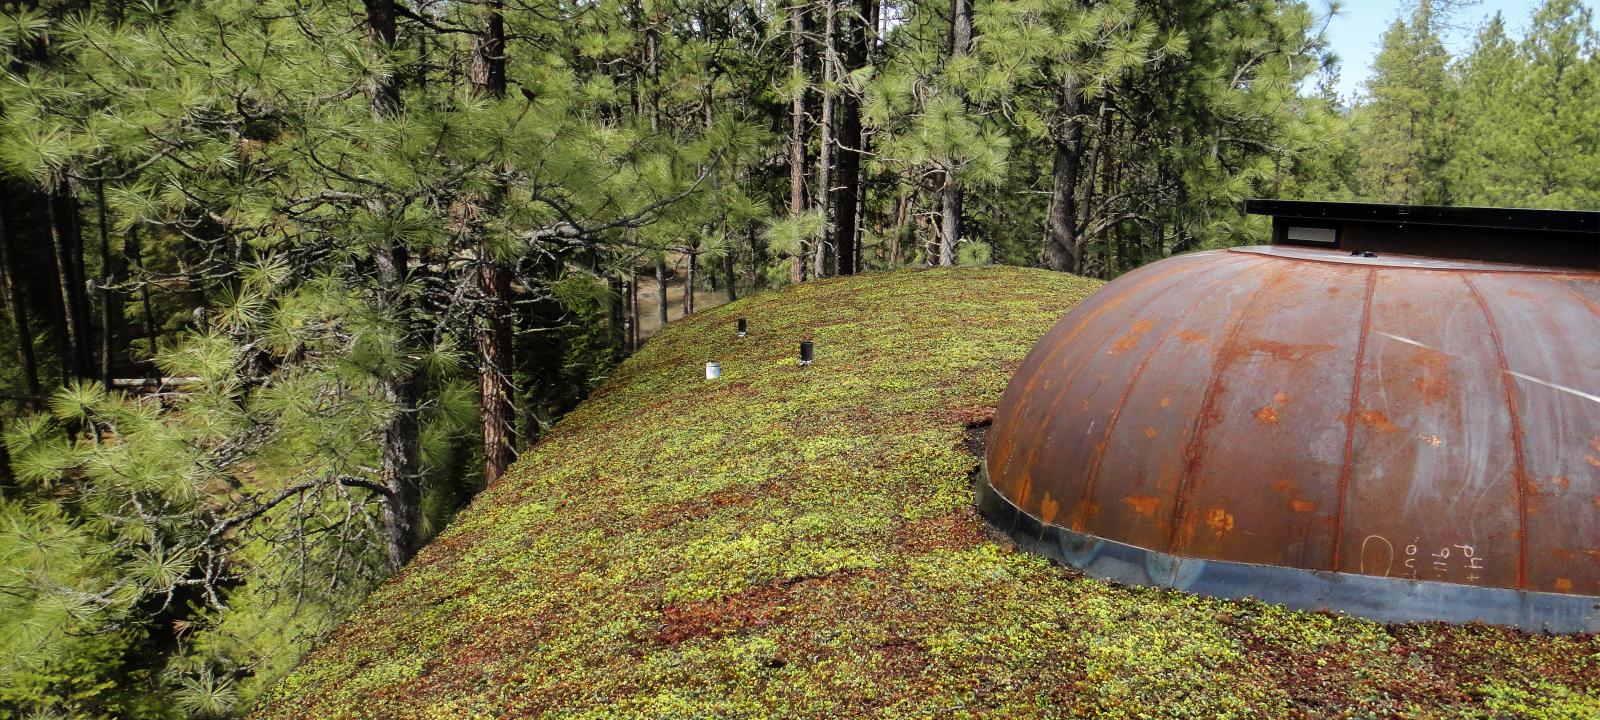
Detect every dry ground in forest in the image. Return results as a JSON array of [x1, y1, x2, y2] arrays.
[[255, 267, 1600, 720], [633, 261, 732, 343]]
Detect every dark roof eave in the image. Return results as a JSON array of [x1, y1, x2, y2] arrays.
[[1245, 199, 1600, 235]]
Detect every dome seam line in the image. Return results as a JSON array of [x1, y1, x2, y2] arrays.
[[1005, 254, 1254, 507], [1167, 262, 1288, 554], [1460, 272, 1531, 591], [1330, 268, 1378, 572]]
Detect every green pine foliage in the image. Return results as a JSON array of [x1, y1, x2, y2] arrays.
[[0, 0, 1594, 716], [0, 1, 741, 715], [1359, 0, 1454, 204], [1448, 0, 1600, 207], [1286, 0, 1600, 209], [956, 0, 1326, 274]]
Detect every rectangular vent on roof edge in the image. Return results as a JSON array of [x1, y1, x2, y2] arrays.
[[1285, 226, 1338, 246]]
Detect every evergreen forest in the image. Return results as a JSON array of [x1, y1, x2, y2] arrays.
[[0, 0, 1595, 716]]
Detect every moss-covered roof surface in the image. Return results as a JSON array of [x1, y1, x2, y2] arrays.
[[255, 267, 1600, 719]]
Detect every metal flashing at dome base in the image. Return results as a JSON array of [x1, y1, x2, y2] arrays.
[[976, 464, 1600, 634]]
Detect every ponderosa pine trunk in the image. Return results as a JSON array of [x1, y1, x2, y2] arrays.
[[749, 227, 768, 291], [0, 200, 41, 406], [48, 182, 90, 381], [889, 191, 907, 266], [724, 239, 737, 302], [811, 0, 837, 279], [126, 224, 156, 349], [655, 260, 667, 327], [938, 181, 961, 267], [1076, 96, 1112, 275], [832, 0, 867, 276], [95, 181, 122, 387], [629, 275, 639, 350], [476, 263, 515, 487], [379, 372, 423, 571], [852, 154, 867, 273], [364, 0, 422, 570], [373, 235, 422, 571], [684, 249, 696, 316], [471, 1, 516, 487], [362, 0, 401, 118], [469, 1, 507, 97], [857, 0, 879, 274], [1096, 105, 1119, 274], [1045, 72, 1086, 273], [788, 0, 807, 283], [937, 0, 972, 267]]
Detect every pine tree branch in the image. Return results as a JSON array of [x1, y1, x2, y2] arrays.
[[524, 164, 718, 244]]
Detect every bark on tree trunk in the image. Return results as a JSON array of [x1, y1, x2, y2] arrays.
[[854, 155, 867, 273], [0, 200, 41, 406], [0, 415, 11, 486], [812, 0, 838, 279], [126, 223, 156, 350], [1102, 115, 1121, 274], [684, 250, 696, 316], [937, 0, 972, 267], [362, 1, 420, 569], [1079, 97, 1114, 276], [48, 182, 90, 381], [832, 0, 869, 276], [1045, 72, 1086, 273], [471, 2, 516, 487], [859, 0, 879, 274], [724, 241, 737, 302], [655, 260, 668, 327], [788, 0, 808, 284], [938, 180, 960, 267], [749, 227, 768, 290], [362, 0, 401, 118], [889, 191, 908, 267], [948, 0, 972, 57], [371, 230, 423, 570], [629, 273, 639, 350], [476, 263, 515, 487], [95, 181, 121, 387], [380, 374, 423, 571], [469, 1, 507, 98], [645, 15, 661, 130]]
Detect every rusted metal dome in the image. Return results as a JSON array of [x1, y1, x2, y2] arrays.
[[981, 241, 1600, 632]]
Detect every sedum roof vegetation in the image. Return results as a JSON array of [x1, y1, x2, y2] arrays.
[[254, 267, 1600, 719]]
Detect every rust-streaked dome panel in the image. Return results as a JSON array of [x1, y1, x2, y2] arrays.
[[982, 246, 1600, 632]]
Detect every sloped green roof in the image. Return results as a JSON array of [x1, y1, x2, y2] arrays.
[[255, 267, 1599, 719]]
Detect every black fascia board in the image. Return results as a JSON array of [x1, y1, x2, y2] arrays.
[[1245, 199, 1600, 235]]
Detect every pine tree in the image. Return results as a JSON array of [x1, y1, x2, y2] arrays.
[[1445, 13, 1521, 205], [0, 200, 41, 405], [1358, 0, 1452, 204], [1508, 0, 1599, 207], [0, 1, 741, 713]]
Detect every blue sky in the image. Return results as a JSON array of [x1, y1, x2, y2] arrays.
[[1316, 0, 1550, 100]]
